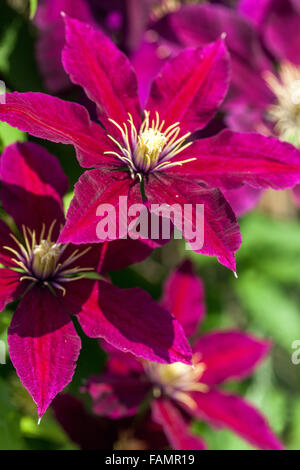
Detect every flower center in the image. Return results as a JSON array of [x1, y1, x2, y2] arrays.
[[3, 221, 93, 295], [136, 128, 168, 168], [32, 240, 61, 280], [144, 354, 208, 409], [105, 110, 195, 180], [264, 63, 300, 147]]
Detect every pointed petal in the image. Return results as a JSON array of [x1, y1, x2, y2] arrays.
[[0, 269, 23, 311], [152, 398, 206, 450], [85, 372, 150, 419], [58, 169, 135, 245], [132, 38, 174, 107], [177, 130, 300, 190], [146, 174, 241, 272], [146, 38, 230, 134], [0, 142, 67, 237], [7, 286, 81, 417], [62, 16, 141, 131], [194, 330, 270, 386], [191, 389, 284, 450], [60, 279, 192, 365], [0, 92, 115, 168], [161, 260, 205, 336], [170, 3, 273, 109]]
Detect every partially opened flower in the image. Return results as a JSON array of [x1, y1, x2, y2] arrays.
[[85, 260, 283, 450], [1, 17, 300, 273], [0, 141, 191, 418]]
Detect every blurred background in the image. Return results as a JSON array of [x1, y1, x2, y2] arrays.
[[1, 0, 300, 450]]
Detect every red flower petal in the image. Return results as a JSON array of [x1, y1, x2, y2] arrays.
[[152, 398, 206, 450], [170, 3, 273, 109], [177, 130, 300, 190], [8, 286, 81, 417], [147, 39, 230, 135], [161, 260, 205, 336], [0, 92, 115, 168], [190, 389, 284, 450], [0, 269, 23, 311], [58, 169, 136, 245], [146, 173, 241, 272], [60, 279, 192, 365], [193, 330, 270, 386], [0, 142, 67, 237], [62, 16, 141, 132], [0, 220, 19, 267]]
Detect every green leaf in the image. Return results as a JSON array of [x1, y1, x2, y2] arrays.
[[288, 398, 300, 449], [0, 378, 25, 449], [63, 192, 74, 213], [29, 0, 38, 19], [0, 122, 26, 152], [234, 271, 300, 350]]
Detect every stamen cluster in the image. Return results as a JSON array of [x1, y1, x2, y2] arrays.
[[4, 221, 93, 295], [144, 354, 208, 409], [264, 63, 300, 147], [105, 111, 195, 180]]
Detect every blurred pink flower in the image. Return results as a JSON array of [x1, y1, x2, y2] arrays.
[[85, 261, 284, 450]]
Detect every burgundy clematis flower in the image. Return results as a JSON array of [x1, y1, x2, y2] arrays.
[[0, 141, 191, 418], [84, 261, 283, 450], [1, 18, 300, 273]]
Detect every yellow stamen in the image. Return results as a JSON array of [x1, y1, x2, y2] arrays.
[[106, 111, 194, 176], [145, 355, 208, 410], [3, 224, 95, 293], [264, 62, 300, 147]]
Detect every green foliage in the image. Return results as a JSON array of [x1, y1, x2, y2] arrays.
[[29, 0, 38, 19]]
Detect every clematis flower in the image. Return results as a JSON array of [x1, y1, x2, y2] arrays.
[[84, 260, 283, 450], [2, 18, 300, 273], [0, 141, 191, 418]]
